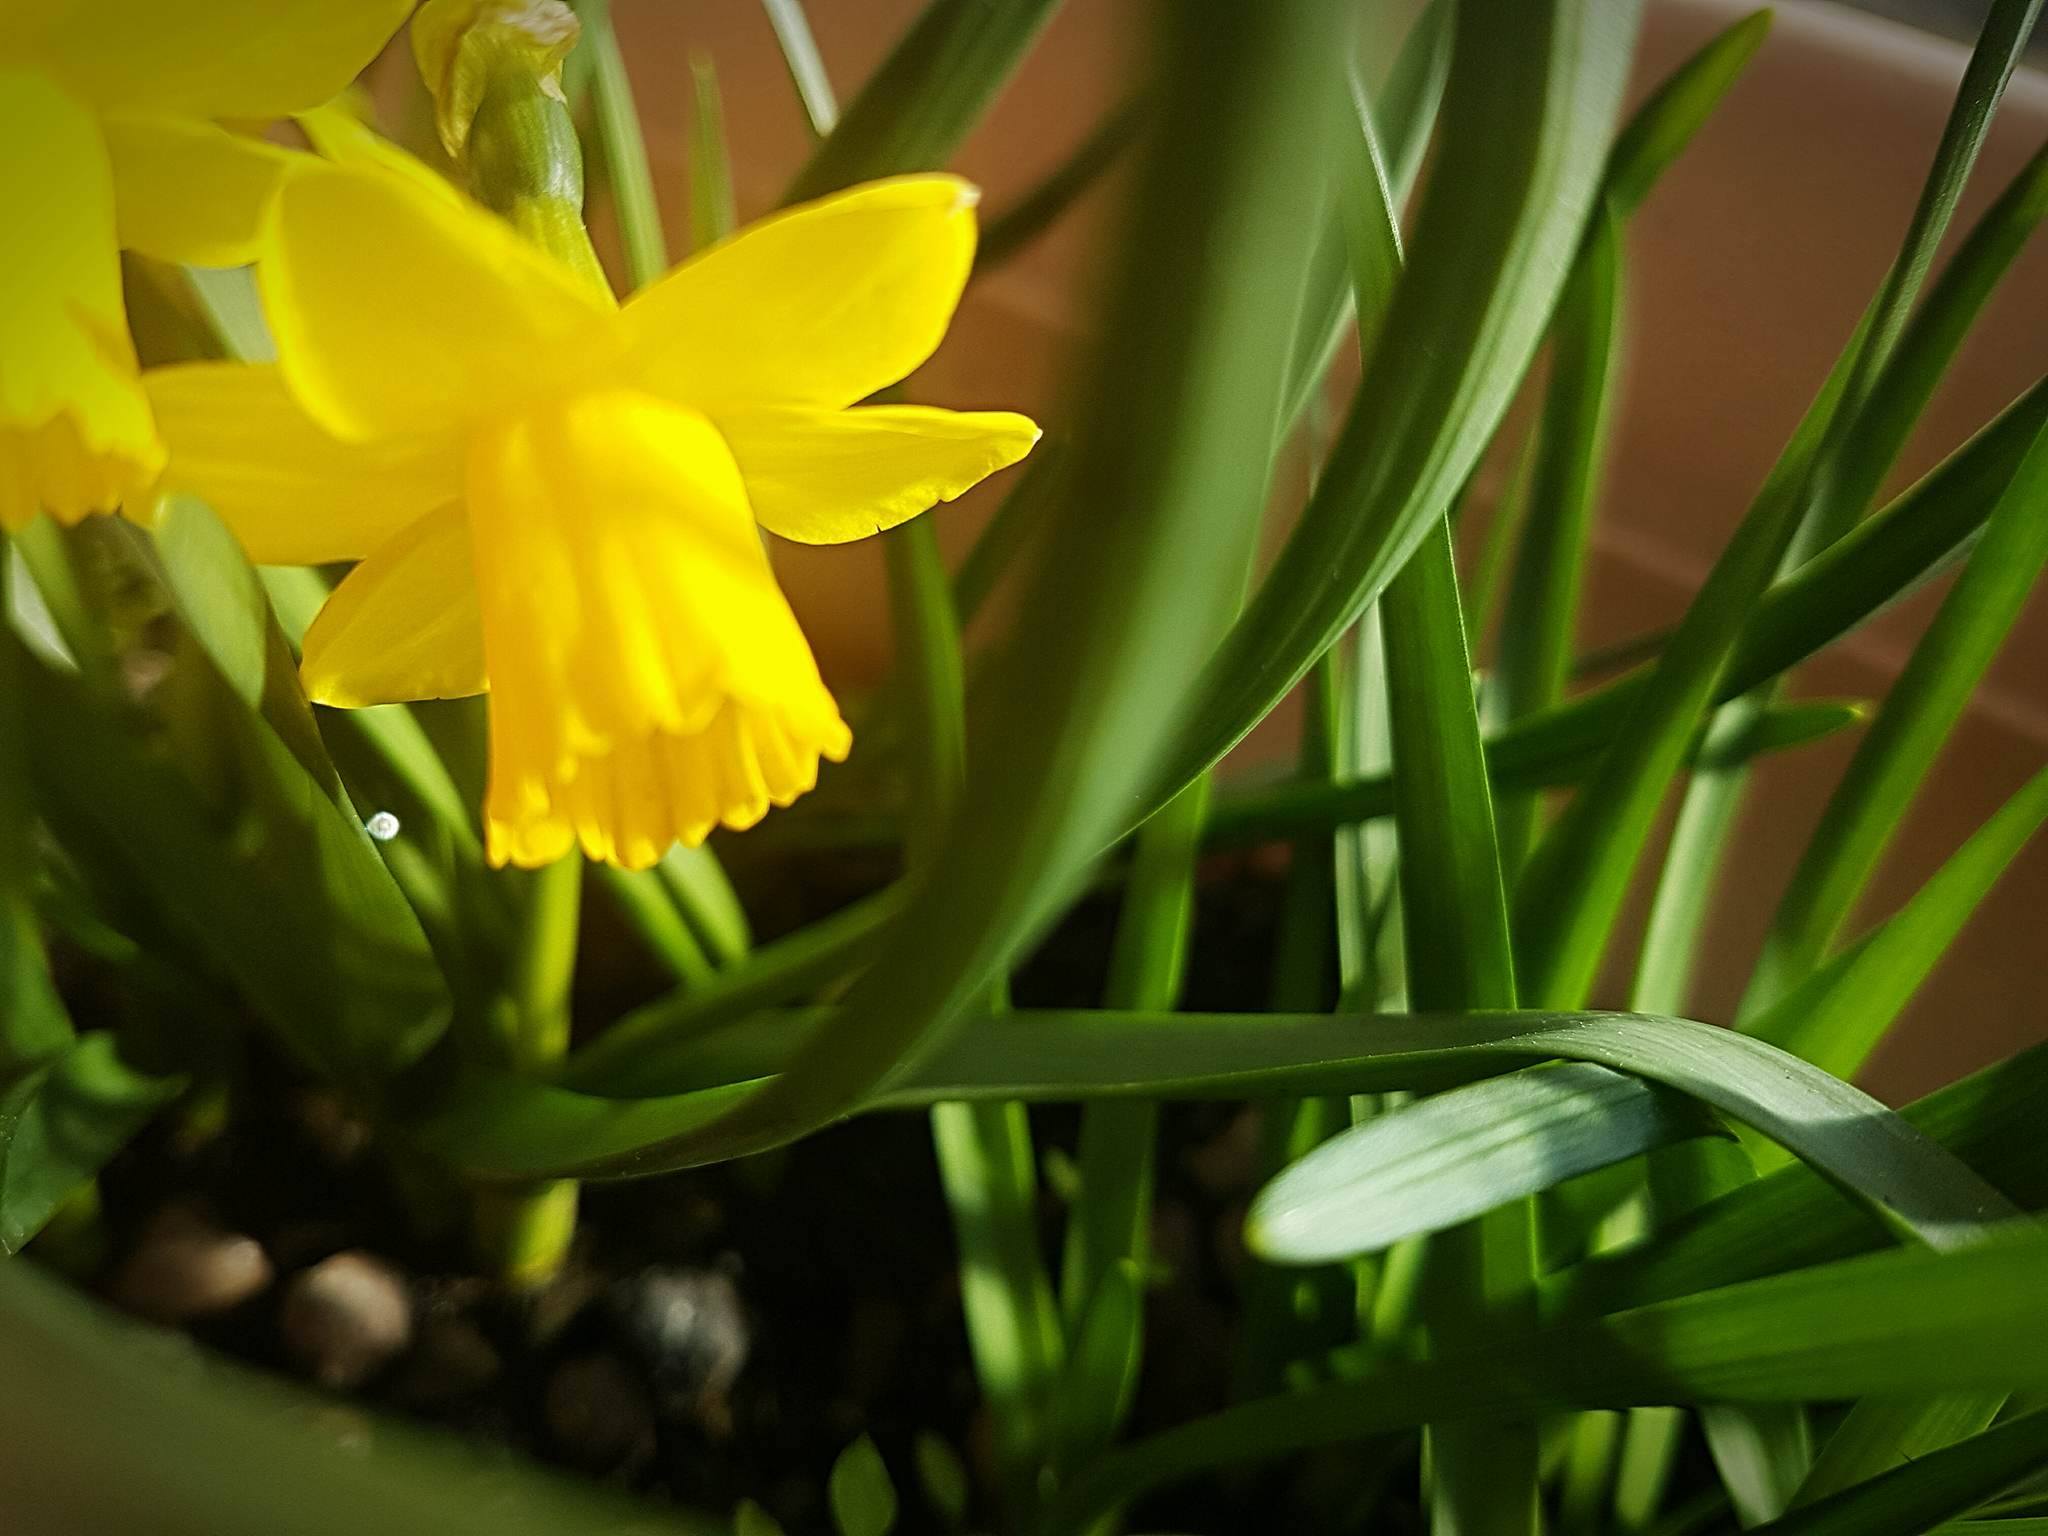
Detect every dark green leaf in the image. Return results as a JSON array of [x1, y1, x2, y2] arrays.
[[1047, 1232, 2048, 1532], [1, 1035, 181, 1254]]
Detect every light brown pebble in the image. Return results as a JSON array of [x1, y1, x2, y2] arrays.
[[281, 1251, 413, 1389], [108, 1203, 273, 1324], [545, 1353, 656, 1472]]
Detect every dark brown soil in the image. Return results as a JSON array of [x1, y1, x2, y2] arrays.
[[79, 858, 1427, 1534]]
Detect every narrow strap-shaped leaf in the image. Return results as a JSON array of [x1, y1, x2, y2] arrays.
[[1797, 1392, 2007, 1511], [1603, 10, 1771, 217], [977, 99, 1143, 274], [685, 54, 736, 252], [1279, 3, 1452, 431], [1042, 1234, 2048, 1534], [570, 0, 667, 290], [1746, 763, 2048, 1082], [1516, 0, 2043, 1007], [1151, 0, 1644, 816], [1786, 0, 2047, 563], [1752, 1410, 2048, 1536], [1744, 417, 2048, 1014], [1483, 378, 2048, 809], [756, 0, 839, 137], [423, 1010, 2010, 1250], [562, 885, 903, 1088], [784, 0, 1062, 202], [1509, 318, 1866, 1005], [1384, 521, 1516, 1010], [1820, 136, 2048, 537], [1205, 697, 1864, 845], [1491, 204, 1623, 867], [885, 511, 1063, 1499], [1248, 1063, 1721, 1265], [1550, 1039, 2048, 1317]]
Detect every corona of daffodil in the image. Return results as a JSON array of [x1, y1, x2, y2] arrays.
[[0, 0, 411, 530], [148, 159, 1038, 869]]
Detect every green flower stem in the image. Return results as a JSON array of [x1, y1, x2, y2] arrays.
[[452, 22, 602, 1287]]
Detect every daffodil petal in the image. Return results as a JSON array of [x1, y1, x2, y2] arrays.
[[145, 363, 465, 565], [33, 0, 412, 119], [262, 159, 619, 443], [103, 114, 297, 268], [623, 175, 979, 411], [0, 69, 157, 531], [295, 104, 467, 203], [716, 404, 1040, 545], [302, 505, 487, 708], [467, 388, 848, 869]]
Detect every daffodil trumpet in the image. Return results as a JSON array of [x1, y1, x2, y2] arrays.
[[0, 0, 412, 532], [149, 159, 1040, 870]]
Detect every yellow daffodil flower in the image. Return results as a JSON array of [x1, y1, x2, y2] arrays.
[[148, 160, 1039, 869], [0, 0, 412, 532]]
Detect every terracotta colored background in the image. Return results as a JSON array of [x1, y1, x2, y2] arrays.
[[378, 1, 2048, 1100]]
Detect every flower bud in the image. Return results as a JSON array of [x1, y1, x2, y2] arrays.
[[412, 0, 579, 159], [410, 0, 606, 289]]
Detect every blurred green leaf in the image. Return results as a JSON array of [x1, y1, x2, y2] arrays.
[[151, 496, 266, 711], [757, 0, 838, 136], [0, 576, 69, 1067], [0, 1034, 181, 1254], [0, 1257, 721, 1534], [687, 53, 735, 252], [829, 1435, 898, 1536], [1052, 1258, 1144, 1474], [976, 99, 1142, 274], [785, 0, 1061, 202], [570, 0, 667, 291], [913, 1432, 968, 1529], [23, 657, 449, 1086]]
